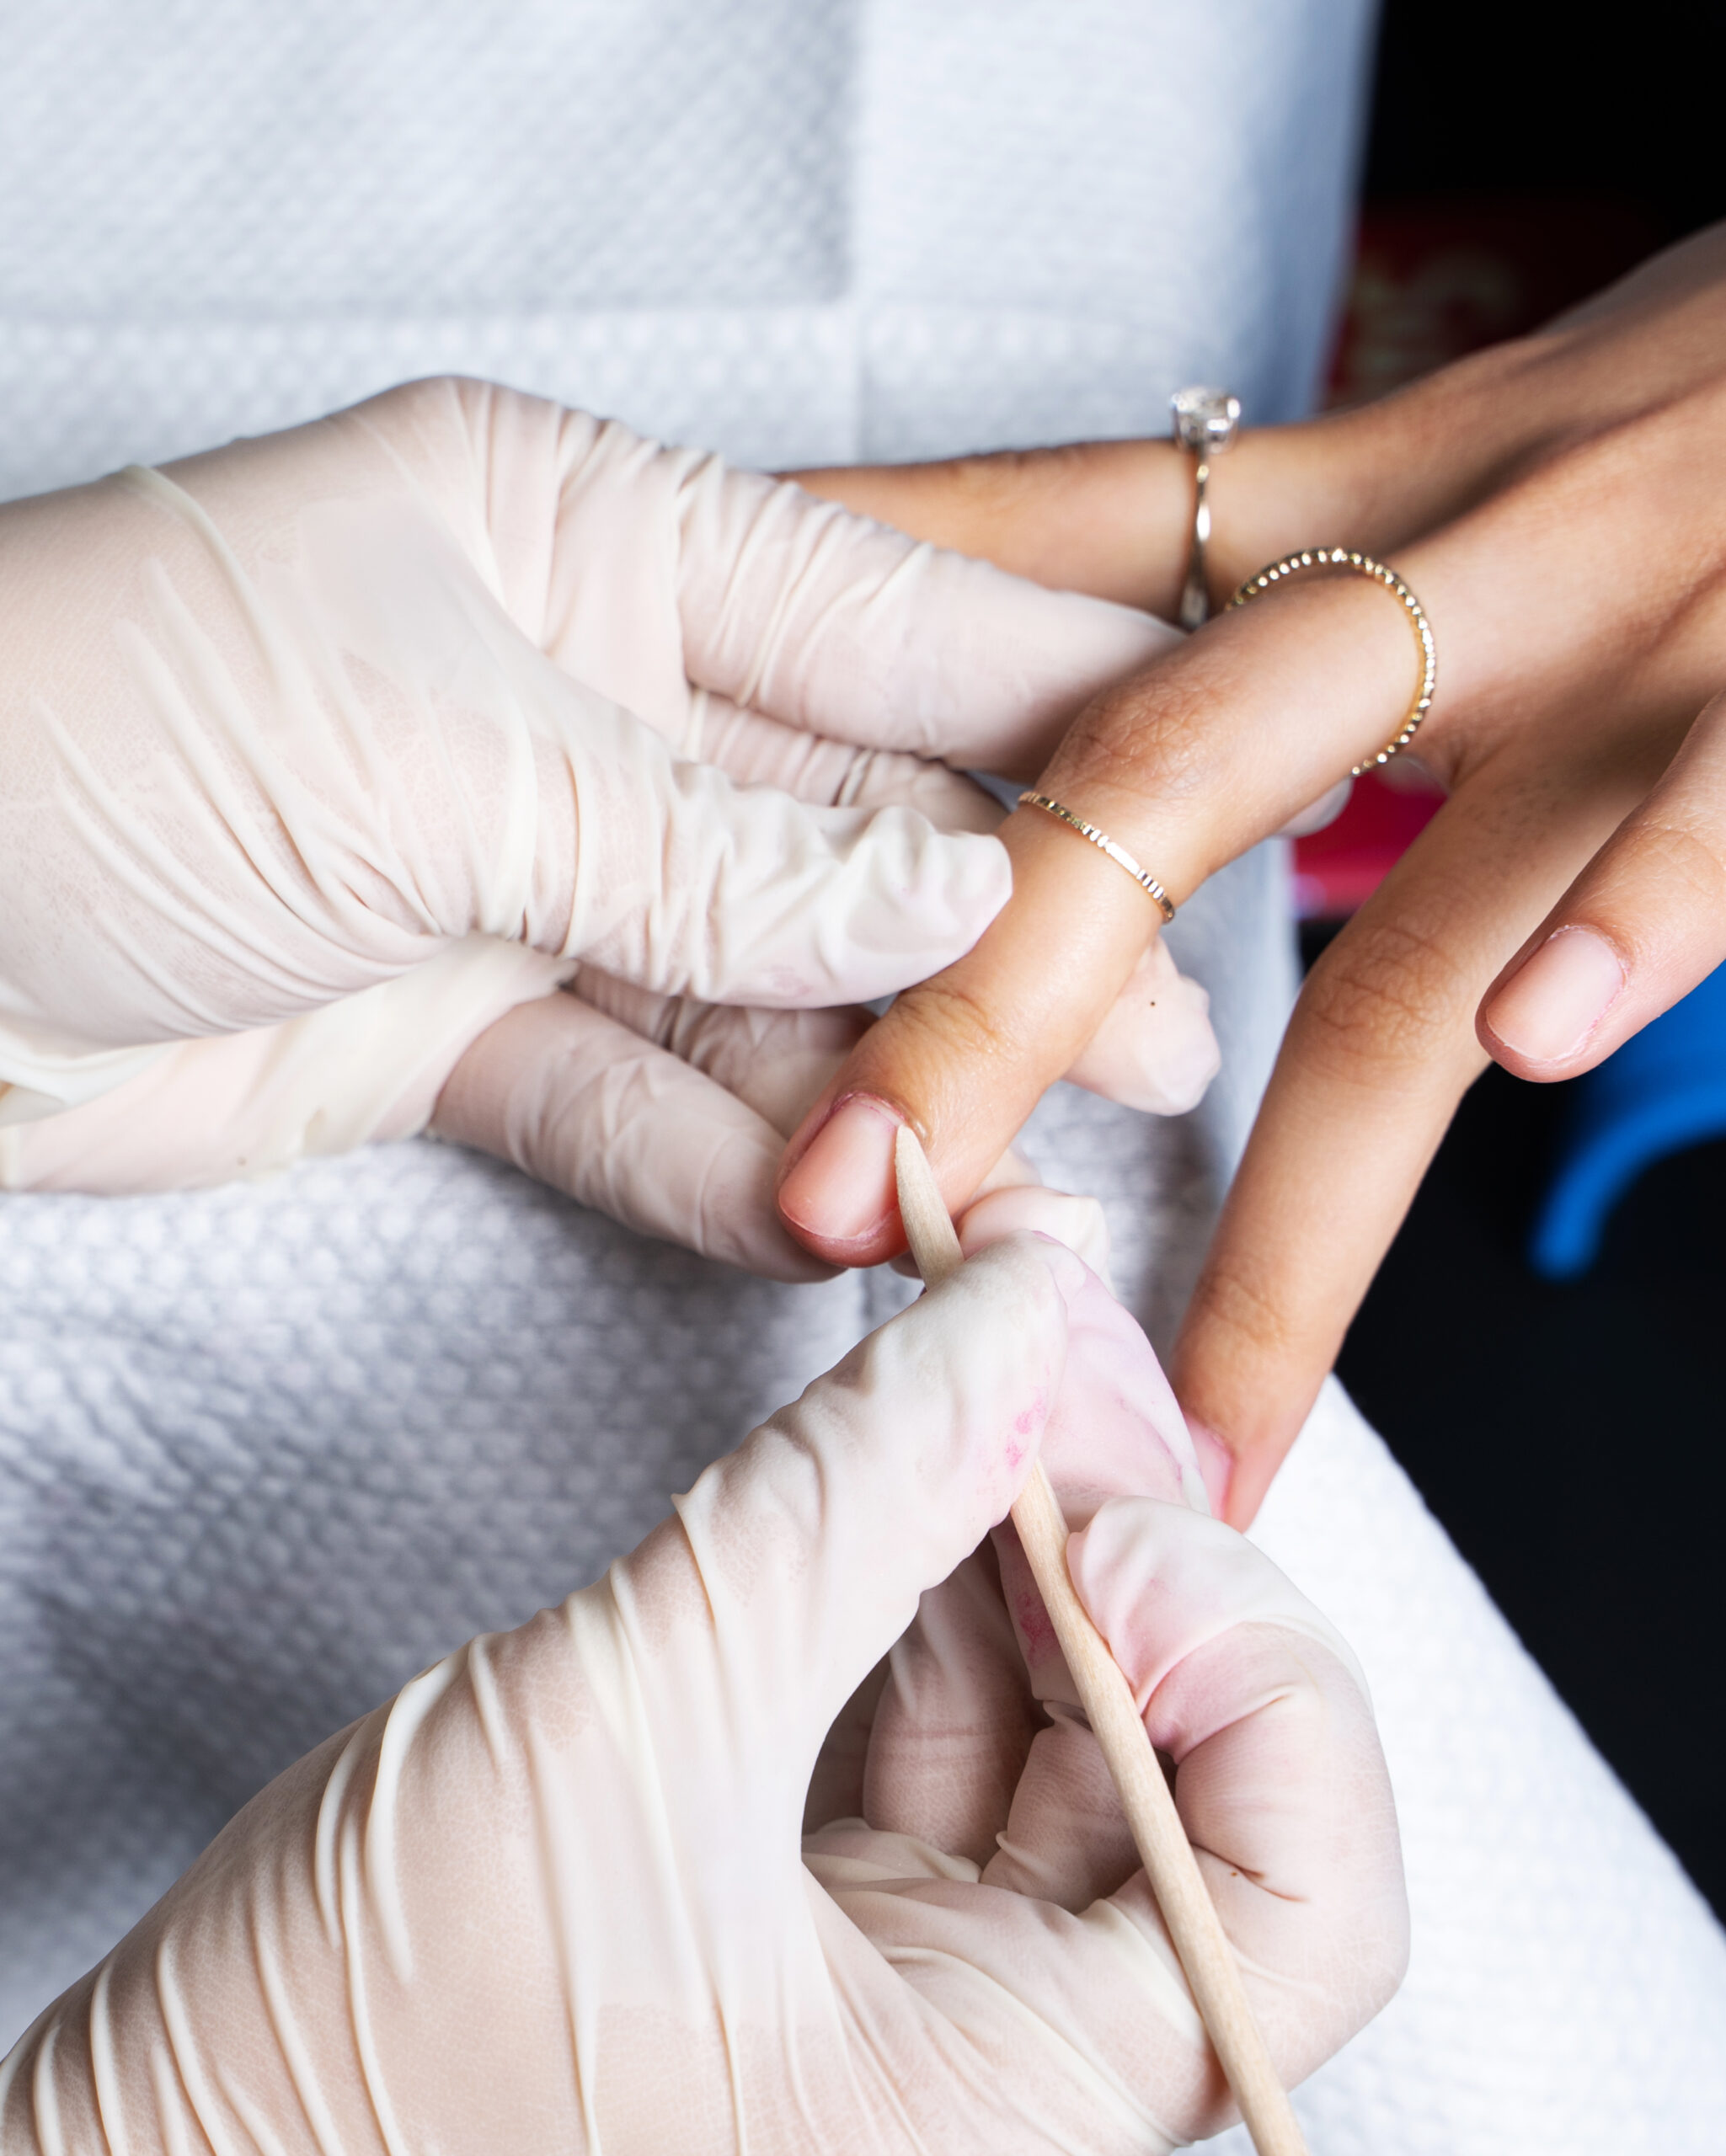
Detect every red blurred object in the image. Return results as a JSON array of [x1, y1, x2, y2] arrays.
[[1299, 197, 1659, 918], [1292, 770, 1443, 920], [1327, 196, 1657, 409]]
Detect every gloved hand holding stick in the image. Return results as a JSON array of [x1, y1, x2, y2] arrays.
[[894, 1125, 1308, 2156], [3, 1166, 1402, 2152]]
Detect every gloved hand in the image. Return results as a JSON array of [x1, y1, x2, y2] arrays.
[[2, 1221, 1408, 2153], [0, 379, 1216, 1275]]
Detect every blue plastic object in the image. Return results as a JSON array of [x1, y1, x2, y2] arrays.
[[1529, 960, 1726, 1279]]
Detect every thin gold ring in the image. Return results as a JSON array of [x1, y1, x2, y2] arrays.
[[1017, 792, 1176, 921], [1228, 547, 1436, 775]]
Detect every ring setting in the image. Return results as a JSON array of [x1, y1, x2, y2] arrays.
[[1171, 385, 1242, 632]]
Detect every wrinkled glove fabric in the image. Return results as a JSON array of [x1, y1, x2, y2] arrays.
[[0, 385, 1214, 1275], [0, 1235, 1407, 2155]]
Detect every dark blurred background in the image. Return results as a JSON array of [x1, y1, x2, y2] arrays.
[[1308, 0, 1726, 1916]]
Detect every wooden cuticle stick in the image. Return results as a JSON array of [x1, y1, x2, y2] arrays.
[[892, 1125, 1307, 2156]]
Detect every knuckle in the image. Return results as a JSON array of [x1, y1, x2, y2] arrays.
[[1186, 1257, 1303, 1366], [887, 973, 1030, 1078], [1051, 667, 1216, 809], [1613, 808, 1726, 916], [1296, 917, 1475, 1082]]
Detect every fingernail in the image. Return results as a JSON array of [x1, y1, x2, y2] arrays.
[[1485, 926, 1625, 1065], [777, 1094, 903, 1247]]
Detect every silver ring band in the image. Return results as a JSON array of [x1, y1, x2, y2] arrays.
[[1172, 386, 1241, 631]]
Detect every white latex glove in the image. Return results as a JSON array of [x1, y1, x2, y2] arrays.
[[0, 380, 1216, 1274], [1, 1224, 1407, 2154]]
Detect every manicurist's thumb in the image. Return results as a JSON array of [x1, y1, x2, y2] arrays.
[[661, 1234, 1086, 1765]]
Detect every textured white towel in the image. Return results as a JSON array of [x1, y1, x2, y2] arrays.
[[3, 4, 1723, 2148], [0, 0, 1366, 493]]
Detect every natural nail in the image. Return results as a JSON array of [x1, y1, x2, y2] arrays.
[[777, 1094, 904, 1249], [1484, 926, 1625, 1066]]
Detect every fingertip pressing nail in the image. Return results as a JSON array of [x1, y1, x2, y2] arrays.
[[1024, 1227, 1093, 1299], [776, 1092, 904, 1250], [1183, 1413, 1237, 1520], [1483, 924, 1626, 1067]]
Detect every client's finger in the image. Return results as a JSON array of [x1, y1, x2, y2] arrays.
[[664, 686, 1225, 1124], [1176, 747, 1652, 1526], [776, 571, 1424, 1265], [1479, 686, 1726, 1078], [788, 438, 1198, 611], [684, 700, 1225, 1123]]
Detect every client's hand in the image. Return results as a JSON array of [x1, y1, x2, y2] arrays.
[[781, 220, 1726, 1498], [0, 378, 1216, 1277], [1, 1227, 1407, 2156]]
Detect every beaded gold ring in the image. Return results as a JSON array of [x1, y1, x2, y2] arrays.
[[1228, 547, 1436, 776]]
